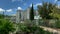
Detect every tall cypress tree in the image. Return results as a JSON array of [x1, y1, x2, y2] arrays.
[[30, 3, 34, 21]]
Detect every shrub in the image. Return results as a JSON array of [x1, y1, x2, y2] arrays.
[[0, 19, 15, 34], [55, 20, 60, 28], [18, 22, 53, 34]]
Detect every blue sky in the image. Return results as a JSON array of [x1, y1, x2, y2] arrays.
[[0, 0, 60, 15]]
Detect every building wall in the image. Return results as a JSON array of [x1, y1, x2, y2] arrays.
[[10, 16, 16, 23], [26, 8, 30, 19], [16, 10, 21, 23], [16, 8, 41, 23]]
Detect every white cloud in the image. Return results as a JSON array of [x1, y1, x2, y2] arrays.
[[17, 7, 22, 10], [30, 3, 42, 7], [0, 8, 5, 12], [30, 4, 32, 7], [34, 3, 42, 7], [55, 0, 57, 2], [6, 9, 12, 12], [54, 0, 59, 3]]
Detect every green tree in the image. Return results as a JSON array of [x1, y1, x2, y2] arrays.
[[38, 2, 56, 19], [50, 7, 60, 19], [0, 19, 15, 34], [30, 3, 34, 21]]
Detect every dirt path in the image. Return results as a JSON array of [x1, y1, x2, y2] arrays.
[[40, 26, 60, 34]]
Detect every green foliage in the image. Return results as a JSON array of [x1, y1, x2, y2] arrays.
[[0, 14, 4, 19], [52, 13, 60, 19], [30, 3, 34, 21], [18, 22, 53, 34], [19, 23, 44, 34], [38, 2, 56, 19], [0, 19, 15, 34], [55, 20, 60, 28]]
